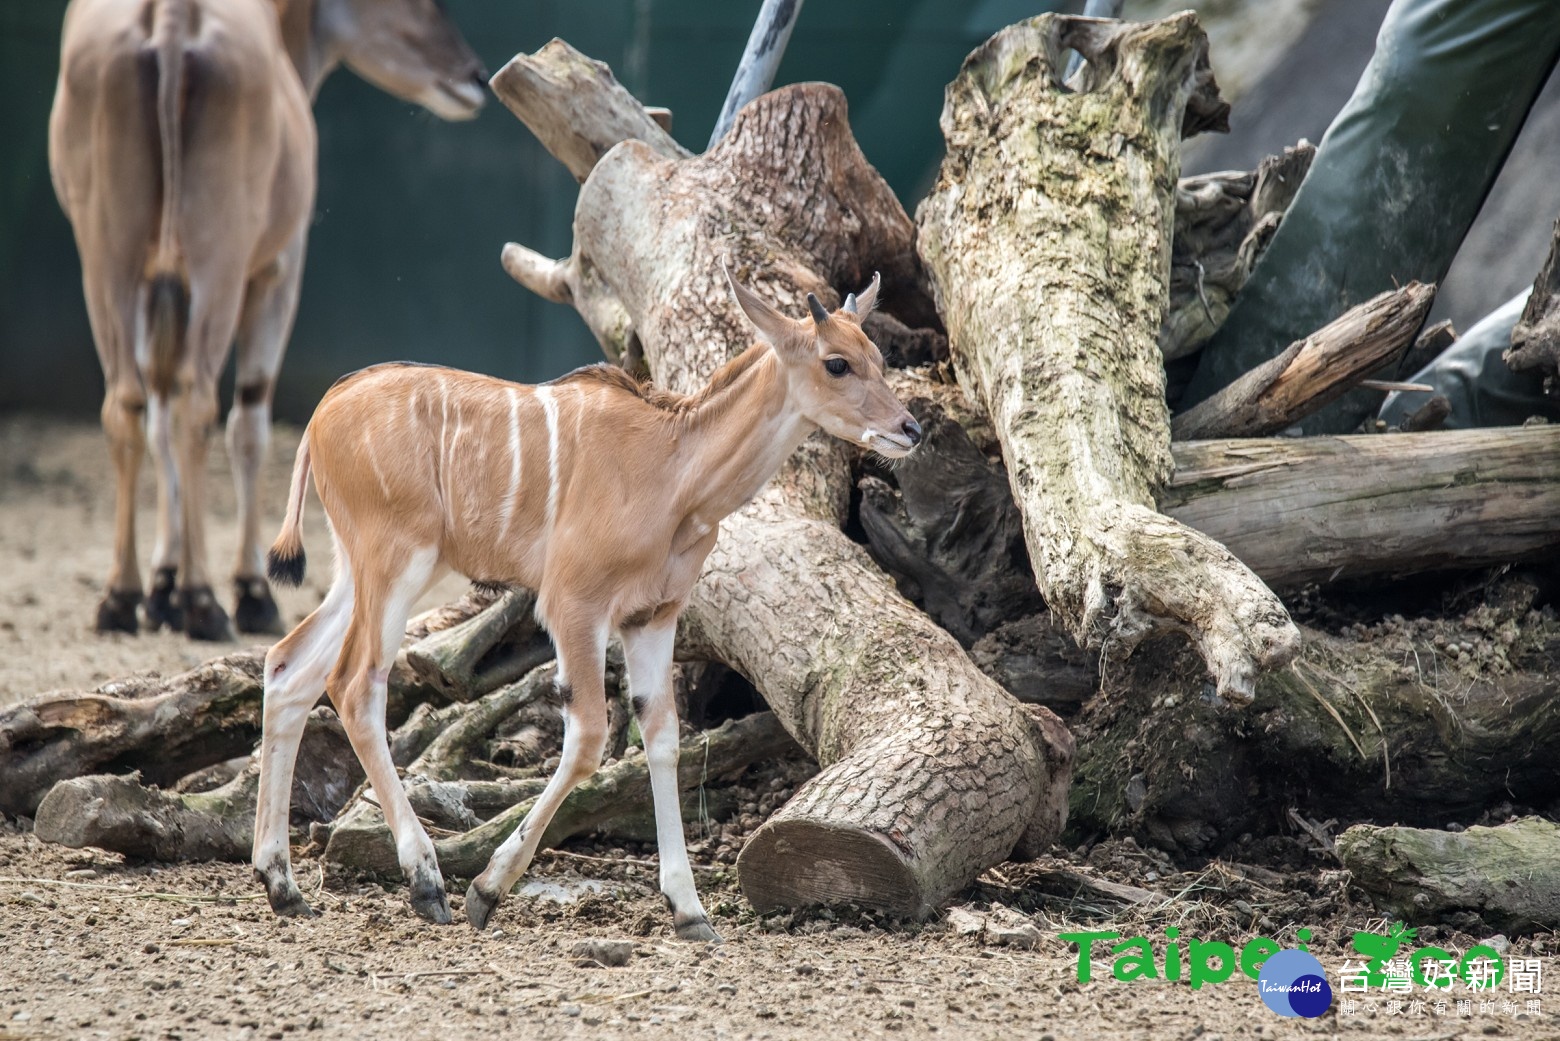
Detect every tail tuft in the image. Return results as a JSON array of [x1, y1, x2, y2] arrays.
[[266, 544, 306, 587]]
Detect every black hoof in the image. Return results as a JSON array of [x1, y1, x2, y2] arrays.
[[144, 567, 183, 632], [180, 586, 233, 642], [674, 913, 723, 943], [95, 590, 142, 635], [464, 882, 500, 931], [234, 578, 285, 635], [410, 872, 453, 925], [262, 881, 317, 918]]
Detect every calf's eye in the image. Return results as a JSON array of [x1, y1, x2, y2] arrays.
[[825, 357, 850, 377]]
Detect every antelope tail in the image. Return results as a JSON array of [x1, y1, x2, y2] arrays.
[[267, 434, 311, 586], [146, 0, 190, 397]]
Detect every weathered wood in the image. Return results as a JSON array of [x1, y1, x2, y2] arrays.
[[496, 39, 1073, 917], [33, 709, 362, 861], [325, 712, 797, 878], [1507, 215, 1560, 393], [402, 587, 551, 702], [1338, 818, 1560, 933], [1162, 426, 1560, 589], [408, 664, 555, 781], [1071, 610, 1560, 854], [917, 13, 1296, 704], [1398, 394, 1452, 432], [1172, 282, 1435, 440], [5, 597, 490, 818], [1398, 318, 1457, 380], [1163, 141, 1315, 362]]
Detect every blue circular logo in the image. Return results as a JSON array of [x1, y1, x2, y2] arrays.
[[1258, 949, 1333, 1018]]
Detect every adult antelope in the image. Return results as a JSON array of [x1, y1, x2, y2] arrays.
[[49, 0, 486, 640], [255, 271, 922, 938]]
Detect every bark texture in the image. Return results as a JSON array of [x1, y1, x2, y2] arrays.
[[1172, 282, 1435, 440], [1162, 427, 1560, 588], [494, 38, 1073, 916], [32, 709, 363, 861], [1070, 619, 1560, 853], [1338, 818, 1560, 933], [916, 13, 1298, 703], [1506, 216, 1560, 393], [1163, 141, 1315, 362]]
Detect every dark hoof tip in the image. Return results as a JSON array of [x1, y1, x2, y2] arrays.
[[234, 579, 285, 635], [674, 916, 722, 943], [144, 567, 182, 632], [464, 883, 499, 931], [411, 885, 453, 926], [181, 587, 234, 642], [266, 888, 317, 918], [95, 591, 142, 635]]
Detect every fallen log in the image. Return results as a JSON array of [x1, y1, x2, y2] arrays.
[[1161, 426, 1560, 589], [325, 712, 797, 878], [1171, 282, 1435, 440], [33, 708, 363, 861], [1338, 818, 1560, 933], [1070, 611, 1560, 853], [493, 39, 1072, 916], [875, 384, 1560, 595], [402, 588, 551, 702], [1162, 141, 1315, 362], [917, 13, 1298, 704], [3, 592, 514, 819]]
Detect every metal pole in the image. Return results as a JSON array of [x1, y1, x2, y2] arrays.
[[708, 0, 806, 149], [1064, 0, 1126, 80]]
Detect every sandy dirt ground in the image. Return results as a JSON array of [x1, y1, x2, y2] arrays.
[[2, 414, 1557, 1041]]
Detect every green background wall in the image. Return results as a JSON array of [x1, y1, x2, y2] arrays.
[[0, 0, 1053, 421]]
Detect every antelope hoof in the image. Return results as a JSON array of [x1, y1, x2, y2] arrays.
[[234, 578, 285, 635], [144, 568, 183, 632], [463, 881, 500, 931], [410, 873, 453, 925], [180, 586, 234, 642], [262, 882, 317, 918], [674, 914, 723, 944], [95, 590, 142, 635]]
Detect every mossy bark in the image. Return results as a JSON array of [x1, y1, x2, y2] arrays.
[[1338, 818, 1560, 933], [917, 14, 1298, 704]]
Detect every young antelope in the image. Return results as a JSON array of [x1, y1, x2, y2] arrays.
[[252, 269, 922, 939]]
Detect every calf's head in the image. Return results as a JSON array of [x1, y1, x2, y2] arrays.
[[728, 270, 922, 459]]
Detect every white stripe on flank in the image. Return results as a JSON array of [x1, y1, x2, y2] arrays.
[[498, 387, 523, 541], [438, 378, 452, 528], [536, 386, 561, 538], [363, 430, 392, 500]]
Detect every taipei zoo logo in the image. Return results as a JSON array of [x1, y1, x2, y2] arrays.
[[1061, 922, 1534, 1020]]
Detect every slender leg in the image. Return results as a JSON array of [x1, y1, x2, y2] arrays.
[[622, 619, 720, 941], [97, 379, 147, 633], [329, 546, 450, 922], [78, 267, 147, 634], [172, 273, 247, 640], [466, 614, 609, 930], [144, 393, 182, 631], [252, 561, 354, 915], [228, 237, 305, 634]]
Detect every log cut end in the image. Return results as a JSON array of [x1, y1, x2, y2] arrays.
[[738, 819, 927, 919]]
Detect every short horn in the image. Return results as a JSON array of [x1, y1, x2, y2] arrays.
[[806, 293, 830, 324], [844, 293, 858, 314]]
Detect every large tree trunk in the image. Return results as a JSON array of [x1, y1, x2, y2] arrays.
[[916, 14, 1299, 705], [492, 40, 1073, 917]]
